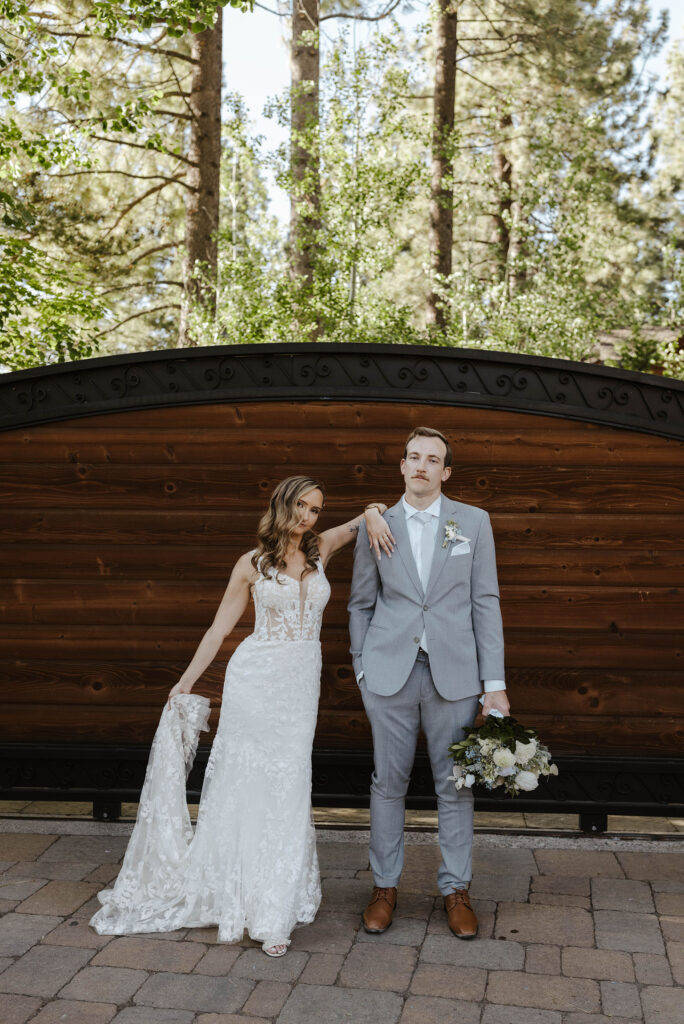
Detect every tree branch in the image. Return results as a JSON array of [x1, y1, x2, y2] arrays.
[[321, 0, 401, 22], [106, 178, 190, 234], [90, 135, 198, 166], [96, 304, 181, 337], [45, 30, 198, 64], [127, 241, 180, 266]]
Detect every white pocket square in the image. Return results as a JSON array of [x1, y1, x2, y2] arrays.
[[450, 539, 471, 556]]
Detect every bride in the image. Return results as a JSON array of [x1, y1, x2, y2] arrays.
[[90, 476, 393, 957]]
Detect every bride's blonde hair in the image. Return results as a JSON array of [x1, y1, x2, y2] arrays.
[[251, 475, 325, 581]]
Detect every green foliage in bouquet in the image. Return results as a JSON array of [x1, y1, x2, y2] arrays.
[[448, 715, 558, 797]]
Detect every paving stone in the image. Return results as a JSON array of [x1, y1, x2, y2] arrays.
[[410, 962, 486, 1000], [421, 934, 524, 970], [0, 897, 19, 913], [84, 864, 120, 885], [641, 984, 684, 1024], [36, 837, 129, 864], [4, 861, 100, 882], [564, 1016, 638, 1024], [528, 892, 591, 909], [111, 1010, 195, 1024], [495, 902, 594, 946], [0, 944, 92, 997], [193, 945, 242, 975], [665, 940, 684, 984], [277, 983, 403, 1024], [59, 965, 148, 1003], [561, 946, 634, 982], [0, 993, 42, 1024], [392, 871, 439, 895], [0, 877, 47, 901], [534, 850, 624, 878], [230, 947, 308, 982], [187, 926, 220, 944], [470, 873, 531, 902], [0, 912, 62, 955], [72, 896, 104, 921], [340, 942, 417, 992], [29, 1000, 118, 1023], [592, 877, 655, 913], [241, 979, 290, 1017], [654, 891, 684, 916], [92, 936, 205, 973], [633, 953, 673, 985], [42, 918, 113, 950], [618, 853, 684, 882], [357, 915, 427, 947], [288, 911, 359, 954], [486, 971, 600, 1012], [134, 972, 253, 1013], [321, 877, 375, 911], [524, 944, 560, 974], [317, 843, 370, 872], [298, 952, 343, 985], [531, 874, 590, 896], [600, 980, 643, 1019], [16, 880, 100, 916], [110, 1010, 195, 1024], [652, 881, 684, 894], [0, 835, 57, 862], [399, 995, 481, 1023], [481, 1007, 561, 1024], [659, 916, 684, 942], [473, 848, 538, 875], [595, 910, 665, 954], [196, 1017, 267, 1024], [390, 892, 435, 919]]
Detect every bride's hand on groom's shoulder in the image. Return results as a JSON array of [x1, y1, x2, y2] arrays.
[[365, 506, 395, 560]]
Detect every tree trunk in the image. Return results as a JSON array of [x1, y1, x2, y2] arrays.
[[290, 0, 320, 291], [179, 9, 222, 346], [492, 113, 512, 290], [427, 0, 457, 331]]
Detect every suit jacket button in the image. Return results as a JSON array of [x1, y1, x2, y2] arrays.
[[423, 605, 428, 611], [413, 637, 420, 643]]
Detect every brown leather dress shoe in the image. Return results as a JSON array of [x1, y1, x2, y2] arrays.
[[362, 886, 397, 933], [444, 888, 478, 939]]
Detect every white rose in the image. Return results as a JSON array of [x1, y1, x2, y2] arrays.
[[514, 770, 539, 791], [514, 739, 537, 764], [548, 763, 559, 776], [478, 738, 494, 754], [464, 773, 476, 788], [493, 747, 516, 768], [497, 765, 517, 777]]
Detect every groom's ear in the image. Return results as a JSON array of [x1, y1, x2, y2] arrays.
[[441, 465, 452, 483]]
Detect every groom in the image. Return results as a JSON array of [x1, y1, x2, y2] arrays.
[[348, 426, 509, 939]]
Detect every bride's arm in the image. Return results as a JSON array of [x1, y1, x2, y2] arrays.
[[167, 551, 254, 703], [318, 504, 395, 566]]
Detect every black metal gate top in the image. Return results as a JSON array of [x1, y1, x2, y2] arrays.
[[2, 343, 684, 439]]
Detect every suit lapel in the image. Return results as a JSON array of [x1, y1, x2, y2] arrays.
[[424, 496, 453, 597], [386, 501, 423, 598]]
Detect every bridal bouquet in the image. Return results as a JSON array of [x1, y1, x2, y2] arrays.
[[448, 713, 558, 796]]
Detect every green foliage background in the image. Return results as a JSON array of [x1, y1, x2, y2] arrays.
[[2, 0, 683, 377]]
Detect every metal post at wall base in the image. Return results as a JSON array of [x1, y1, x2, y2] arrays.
[[580, 812, 607, 834], [93, 800, 121, 822]]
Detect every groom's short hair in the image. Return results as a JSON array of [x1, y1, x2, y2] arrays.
[[404, 427, 452, 468]]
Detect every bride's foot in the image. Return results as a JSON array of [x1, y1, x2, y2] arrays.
[[262, 940, 289, 958]]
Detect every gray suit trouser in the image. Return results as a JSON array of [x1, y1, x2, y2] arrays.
[[360, 649, 480, 894]]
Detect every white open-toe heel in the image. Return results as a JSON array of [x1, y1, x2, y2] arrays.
[[262, 939, 289, 958]]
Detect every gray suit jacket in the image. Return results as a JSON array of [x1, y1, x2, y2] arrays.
[[348, 496, 505, 700]]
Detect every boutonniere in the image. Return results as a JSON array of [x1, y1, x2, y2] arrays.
[[443, 520, 460, 548]]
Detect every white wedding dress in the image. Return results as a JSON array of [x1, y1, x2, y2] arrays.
[[90, 557, 330, 945]]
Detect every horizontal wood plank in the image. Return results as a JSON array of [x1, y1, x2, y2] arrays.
[[2, 464, 684, 513]]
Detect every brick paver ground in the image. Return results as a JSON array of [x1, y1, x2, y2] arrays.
[[0, 822, 681, 1023]]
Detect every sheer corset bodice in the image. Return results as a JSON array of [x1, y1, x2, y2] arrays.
[[251, 561, 330, 643]]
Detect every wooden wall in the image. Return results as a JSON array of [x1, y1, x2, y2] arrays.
[[1, 400, 682, 757]]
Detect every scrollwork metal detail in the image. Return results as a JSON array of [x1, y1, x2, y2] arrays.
[[1, 343, 683, 439]]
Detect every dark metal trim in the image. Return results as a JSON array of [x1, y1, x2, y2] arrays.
[[2, 343, 683, 439], [1, 744, 682, 818]]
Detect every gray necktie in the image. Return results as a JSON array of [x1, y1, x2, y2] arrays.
[[415, 511, 434, 591]]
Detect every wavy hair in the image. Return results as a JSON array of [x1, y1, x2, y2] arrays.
[[251, 475, 325, 581]]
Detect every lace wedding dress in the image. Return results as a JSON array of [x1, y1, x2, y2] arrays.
[[91, 557, 330, 945]]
